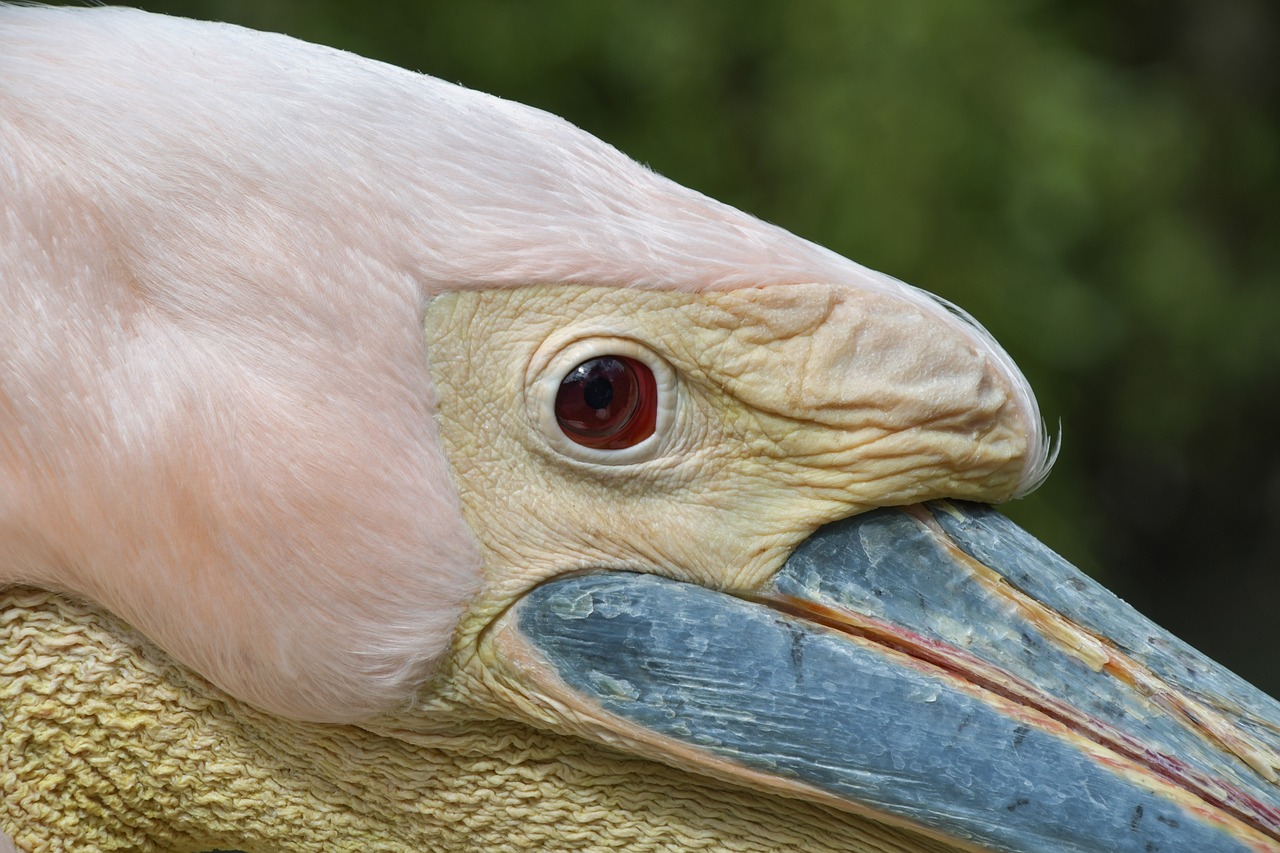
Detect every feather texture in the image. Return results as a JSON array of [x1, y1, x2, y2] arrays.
[[0, 6, 1050, 721]]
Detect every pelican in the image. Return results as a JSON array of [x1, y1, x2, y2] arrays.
[[1, 7, 1278, 852]]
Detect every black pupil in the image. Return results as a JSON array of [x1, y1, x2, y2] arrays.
[[583, 374, 614, 410]]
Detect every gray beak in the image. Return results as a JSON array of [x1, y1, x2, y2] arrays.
[[491, 501, 1280, 852]]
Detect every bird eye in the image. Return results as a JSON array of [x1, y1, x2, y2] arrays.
[[554, 356, 657, 449]]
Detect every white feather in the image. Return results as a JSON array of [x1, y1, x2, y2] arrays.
[[0, 6, 1051, 721]]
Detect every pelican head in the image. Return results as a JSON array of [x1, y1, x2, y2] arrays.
[[1, 7, 1277, 852]]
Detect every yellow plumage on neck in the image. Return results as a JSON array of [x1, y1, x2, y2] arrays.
[[0, 589, 958, 853]]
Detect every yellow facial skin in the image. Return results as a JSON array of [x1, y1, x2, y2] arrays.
[[425, 283, 1032, 655]]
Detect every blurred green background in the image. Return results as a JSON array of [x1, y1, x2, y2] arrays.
[[44, 1, 1280, 693]]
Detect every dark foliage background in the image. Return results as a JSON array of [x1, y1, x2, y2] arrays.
[[44, 1, 1280, 694]]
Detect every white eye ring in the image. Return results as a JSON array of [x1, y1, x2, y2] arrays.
[[527, 335, 677, 466]]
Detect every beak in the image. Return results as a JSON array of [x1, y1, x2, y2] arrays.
[[485, 501, 1280, 852]]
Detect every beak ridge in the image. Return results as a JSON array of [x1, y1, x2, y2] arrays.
[[486, 502, 1280, 853]]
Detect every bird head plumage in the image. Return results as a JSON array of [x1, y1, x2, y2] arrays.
[[1, 6, 1049, 719], [3, 9, 1276, 853]]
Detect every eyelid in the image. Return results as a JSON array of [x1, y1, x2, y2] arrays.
[[526, 335, 677, 466]]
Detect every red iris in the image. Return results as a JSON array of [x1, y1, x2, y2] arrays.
[[554, 356, 658, 449]]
